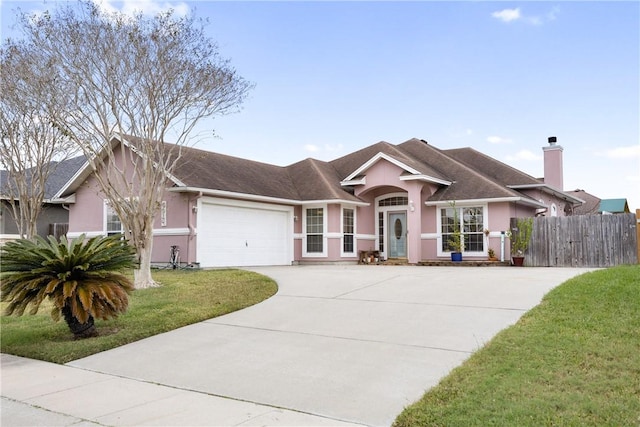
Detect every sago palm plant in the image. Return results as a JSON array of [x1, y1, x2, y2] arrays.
[[1, 234, 136, 339]]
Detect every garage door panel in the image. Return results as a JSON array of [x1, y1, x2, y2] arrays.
[[198, 201, 292, 267]]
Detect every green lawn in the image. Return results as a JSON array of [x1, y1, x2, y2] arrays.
[[0, 269, 277, 364], [393, 265, 640, 427]]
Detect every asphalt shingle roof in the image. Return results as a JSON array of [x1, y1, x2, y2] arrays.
[[58, 135, 583, 207], [1, 155, 85, 200]]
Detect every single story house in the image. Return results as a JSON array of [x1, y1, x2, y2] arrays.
[[0, 156, 85, 242], [56, 135, 585, 267]]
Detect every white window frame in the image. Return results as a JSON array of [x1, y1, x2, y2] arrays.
[[303, 204, 327, 257], [104, 200, 123, 236], [341, 205, 356, 257], [436, 202, 488, 257]]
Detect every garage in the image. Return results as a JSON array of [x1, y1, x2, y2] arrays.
[[197, 198, 294, 267]]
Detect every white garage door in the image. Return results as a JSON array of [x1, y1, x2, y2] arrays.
[[198, 199, 293, 267]]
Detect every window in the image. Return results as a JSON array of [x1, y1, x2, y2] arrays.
[[105, 202, 123, 236], [343, 208, 354, 253], [378, 196, 408, 207], [378, 212, 384, 252], [463, 207, 484, 252], [440, 206, 484, 253], [306, 207, 324, 253]]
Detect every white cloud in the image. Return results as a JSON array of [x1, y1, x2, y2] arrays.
[[505, 149, 542, 162], [304, 144, 319, 153], [487, 135, 512, 144], [492, 8, 521, 23], [92, 0, 190, 17], [600, 145, 640, 159], [492, 6, 560, 26]]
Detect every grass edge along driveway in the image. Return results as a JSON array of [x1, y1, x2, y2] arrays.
[[393, 264, 640, 427], [0, 269, 277, 364]]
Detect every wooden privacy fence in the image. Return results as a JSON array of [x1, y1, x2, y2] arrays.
[[514, 213, 638, 267]]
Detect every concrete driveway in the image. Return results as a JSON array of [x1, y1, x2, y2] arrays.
[[3, 265, 590, 426]]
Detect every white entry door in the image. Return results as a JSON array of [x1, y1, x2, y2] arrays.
[[388, 212, 407, 258]]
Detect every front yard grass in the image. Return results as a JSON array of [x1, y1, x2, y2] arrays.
[[394, 264, 640, 427], [1, 269, 277, 364]]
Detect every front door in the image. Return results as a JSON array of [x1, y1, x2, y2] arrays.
[[388, 212, 407, 258]]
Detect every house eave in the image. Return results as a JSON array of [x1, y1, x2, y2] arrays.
[[425, 196, 547, 208], [49, 194, 76, 204], [399, 174, 452, 186], [507, 184, 585, 204], [343, 152, 423, 182], [167, 187, 370, 207], [340, 177, 366, 186]]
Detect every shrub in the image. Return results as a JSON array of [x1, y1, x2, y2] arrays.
[[1, 234, 136, 339]]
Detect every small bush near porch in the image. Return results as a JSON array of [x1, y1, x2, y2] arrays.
[[0, 269, 277, 364], [394, 265, 640, 427]]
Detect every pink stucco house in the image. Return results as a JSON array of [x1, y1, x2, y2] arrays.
[[56, 135, 583, 267]]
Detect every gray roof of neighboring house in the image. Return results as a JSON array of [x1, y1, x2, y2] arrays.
[[0, 155, 86, 201]]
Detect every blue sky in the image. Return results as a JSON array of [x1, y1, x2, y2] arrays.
[[2, 1, 639, 210]]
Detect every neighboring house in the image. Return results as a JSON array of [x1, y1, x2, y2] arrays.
[[564, 191, 631, 216], [57, 135, 586, 267], [569, 189, 601, 215], [0, 156, 85, 242], [599, 198, 631, 214]]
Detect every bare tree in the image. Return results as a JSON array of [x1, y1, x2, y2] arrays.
[[0, 42, 77, 239], [9, 1, 252, 288]]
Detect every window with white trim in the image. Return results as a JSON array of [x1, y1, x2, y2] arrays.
[[440, 205, 484, 253], [105, 201, 123, 236], [305, 207, 324, 253], [342, 207, 355, 254]]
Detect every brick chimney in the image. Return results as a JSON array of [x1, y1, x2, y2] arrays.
[[543, 136, 563, 190]]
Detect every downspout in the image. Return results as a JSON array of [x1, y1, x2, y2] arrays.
[[187, 191, 203, 265]]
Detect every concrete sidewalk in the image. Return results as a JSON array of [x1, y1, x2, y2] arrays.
[[1, 266, 591, 426]]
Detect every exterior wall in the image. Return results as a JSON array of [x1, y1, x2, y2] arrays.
[[356, 203, 376, 253], [1, 201, 20, 236], [67, 146, 195, 265], [519, 189, 571, 217], [1, 201, 70, 239], [150, 191, 192, 264], [67, 174, 105, 236], [420, 204, 439, 259], [486, 202, 516, 261], [293, 205, 302, 261]]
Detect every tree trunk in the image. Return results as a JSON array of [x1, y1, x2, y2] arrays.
[[133, 242, 159, 289], [61, 306, 98, 339]]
